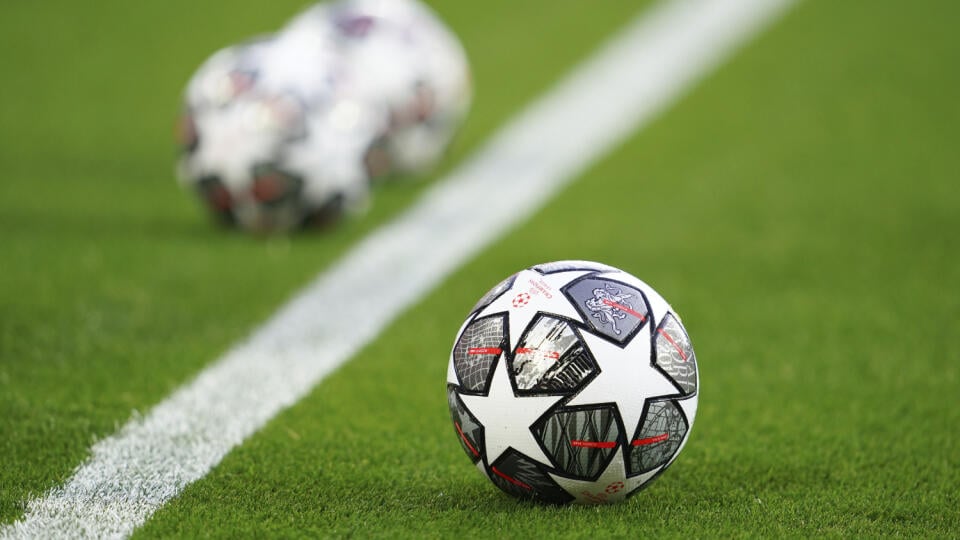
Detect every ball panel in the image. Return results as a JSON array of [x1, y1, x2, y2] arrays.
[[451, 314, 506, 393], [250, 163, 305, 206], [194, 175, 236, 225], [532, 260, 617, 275], [447, 386, 484, 464], [509, 315, 597, 395], [535, 404, 622, 480], [488, 449, 574, 504], [563, 277, 650, 344], [626, 399, 688, 476], [654, 313, 698, 396], [299, 192, 348, 229]]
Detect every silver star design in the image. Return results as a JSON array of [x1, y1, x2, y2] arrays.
[[549, 449, 658, 503], [567, 331, 681, 440], [459, 353, 564, 466]]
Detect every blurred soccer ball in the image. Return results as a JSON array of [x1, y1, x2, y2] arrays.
[[177, 35, 376, 232], [447, 261, 699, 504], [178, 0, 470, 233], [282, 0, 472, 178]]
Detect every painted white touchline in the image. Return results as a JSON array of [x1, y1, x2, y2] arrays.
[[1, 0, 796, 537]]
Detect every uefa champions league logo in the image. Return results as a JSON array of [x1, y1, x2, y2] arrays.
[[584, 284, 638, 335]]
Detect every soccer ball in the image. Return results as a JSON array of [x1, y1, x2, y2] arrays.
[[177, 0, 471, 233], [177, 34, 377, 232], [446, 261, 699, 504], [281, 0, 472, 178]]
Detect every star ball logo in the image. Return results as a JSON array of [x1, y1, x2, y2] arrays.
[[511, 292, 531, 308], [510, 277, 556, 308]]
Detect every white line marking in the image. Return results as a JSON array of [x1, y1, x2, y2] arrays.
[[1, 0, 795, 537]]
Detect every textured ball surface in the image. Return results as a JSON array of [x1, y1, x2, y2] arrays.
[[446, 261, 699, 504]]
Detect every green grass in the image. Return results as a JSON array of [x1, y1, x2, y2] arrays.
[[2, 0, 959, 536], [0, 0, 649, 527]]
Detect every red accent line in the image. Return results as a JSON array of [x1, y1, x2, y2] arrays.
[[602, 299, 646, 321], [491, 466, 532, 490], [632, 432, 669, 446], [570, 440, 617, 449], [657, 328, 688, 361], [467, 347, 502, 355], [454, 422, 479, 457], [515, 347, 560, 359]]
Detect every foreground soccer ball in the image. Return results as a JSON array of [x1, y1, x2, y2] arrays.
[[446, 261, 699, 504]]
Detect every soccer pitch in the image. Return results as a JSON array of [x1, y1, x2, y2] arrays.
[[1, 0, 958, 537]]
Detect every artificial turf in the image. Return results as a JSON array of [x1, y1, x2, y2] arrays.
[[2, 0, 959, 537]]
